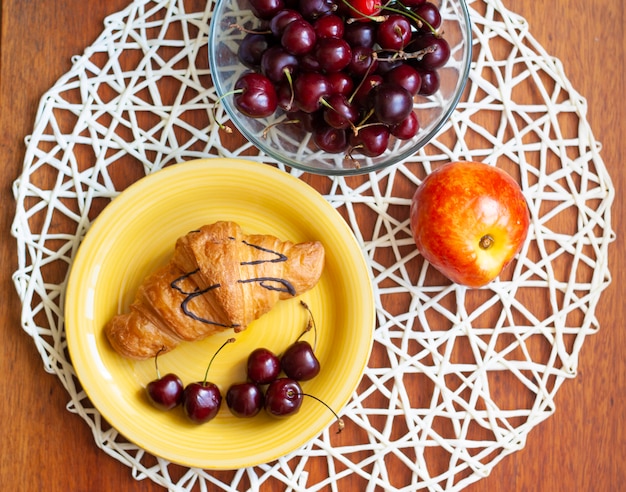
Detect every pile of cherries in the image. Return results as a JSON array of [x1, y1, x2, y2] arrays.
[[230, 0, 451, 157], [146, 302, 343, 430]]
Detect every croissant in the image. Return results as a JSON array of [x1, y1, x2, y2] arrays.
[[105, 221, 325, 359]]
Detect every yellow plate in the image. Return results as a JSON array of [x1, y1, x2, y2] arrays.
[[65, 158, 375, 469]]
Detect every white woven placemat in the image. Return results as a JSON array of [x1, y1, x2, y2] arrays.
[[11, 0, 614, 490]]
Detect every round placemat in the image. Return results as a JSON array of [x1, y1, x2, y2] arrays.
[[11, 0, 614, 490]]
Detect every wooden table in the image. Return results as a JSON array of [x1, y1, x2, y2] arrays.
[[1, 0, 623, 490]]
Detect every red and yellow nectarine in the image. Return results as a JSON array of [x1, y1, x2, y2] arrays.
[[410, 161, 530, 288]]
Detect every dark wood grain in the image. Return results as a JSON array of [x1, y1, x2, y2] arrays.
[[1, 0, 623, 491]]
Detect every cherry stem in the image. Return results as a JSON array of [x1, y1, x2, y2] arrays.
[[154, 346, 167, 379], [203, 337, 236, 384], [228, 23, 271, 35], [298, 392, 345, 434], [374, 45, 437, 64], [262, 118, 300, 138], [479, 235, 494, 250], [212, 89, 245, 134], [299, 301, 318, 351]]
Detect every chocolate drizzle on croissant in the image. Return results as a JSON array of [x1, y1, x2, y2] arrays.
[[105, 221, 325, 359]]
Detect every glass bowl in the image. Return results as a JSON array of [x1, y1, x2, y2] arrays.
[[208, 0, 472, 175]]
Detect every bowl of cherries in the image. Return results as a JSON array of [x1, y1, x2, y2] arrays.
[[208, 0, 472, 175]]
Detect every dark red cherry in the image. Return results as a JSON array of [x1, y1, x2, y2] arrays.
[[247, 347, 281, 384], [348, 45, 378, 77], [391, 110, 420, 140], [350, 124, 390, 157], [371, 83, 414, 126], [326, 71, 354, 96], [249, 0, 285, 19], [146, 373, 184, 411], [313, 124, 349, 153], [183, 382, 222, 423], [226, 382, 264, 418], [269, 8, 302, 37], [411, 33, 451, 70], [417, 69, 440, 95], [385, 64, 422, 96], [260, 45, 299, 83], [281, 19, 317, 55], [264, 378, 303, 417], [343, 22, 376, 48], [145, 347, 183, 411], [294, 72, 331, 112], [313, 14, 344, 38], [323, 93, 359, 130], [376, 14, 412, 51], [237, 33, 273, 70], [315, 37, 352, 73], [281, 340, 321, 380], [234, 73, 278, 118], [182, 338, 235, 424], [298, 0, 336, 20], [414, 1, 442, 30], [351, 73, 383, 107]]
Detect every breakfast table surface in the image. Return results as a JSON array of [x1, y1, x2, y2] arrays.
[[1, 0, 624, 491]]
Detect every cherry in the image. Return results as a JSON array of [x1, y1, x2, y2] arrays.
[[348, 45, 378, 77], [350, 124, 390, 157], [385, 63, 422, 96], [183, 381, 222, 423], [343, 22, 376, 48], [414, 1, 442, 30], [264, 378, 345, 433], [182, 338, 235, 424], [322, 93, 359, 130], [391, 110, 420, 140], [294, 72, 331, 112], [326, 71, 354, 96], [352, 73, 383, 107], [249, 0, 285, 19], [234, 73, 278, 118], [226, 382, 264, 418], [299, 52, 322, 72], [341, 0, 382, 20], [297, 0, 337, 20], [410, 33, 451, 70], [247, 347, 281, 384], [260, 45, 299, 83], [371, 83, 414, 125], [238, 33, 273, 70], [281, 19, 317, 55], [313, 124, 349, 153], [417, 69, 440, 95], [146, 347, 184, 411], [264, 378, 304, 417], [313, 13, 344, 39], [281, 340, 321, 380], [315, 37, 352, 73], [269, 8, 302, 37], [280, 300, 321, 381], [376, 14, 412, 51]]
